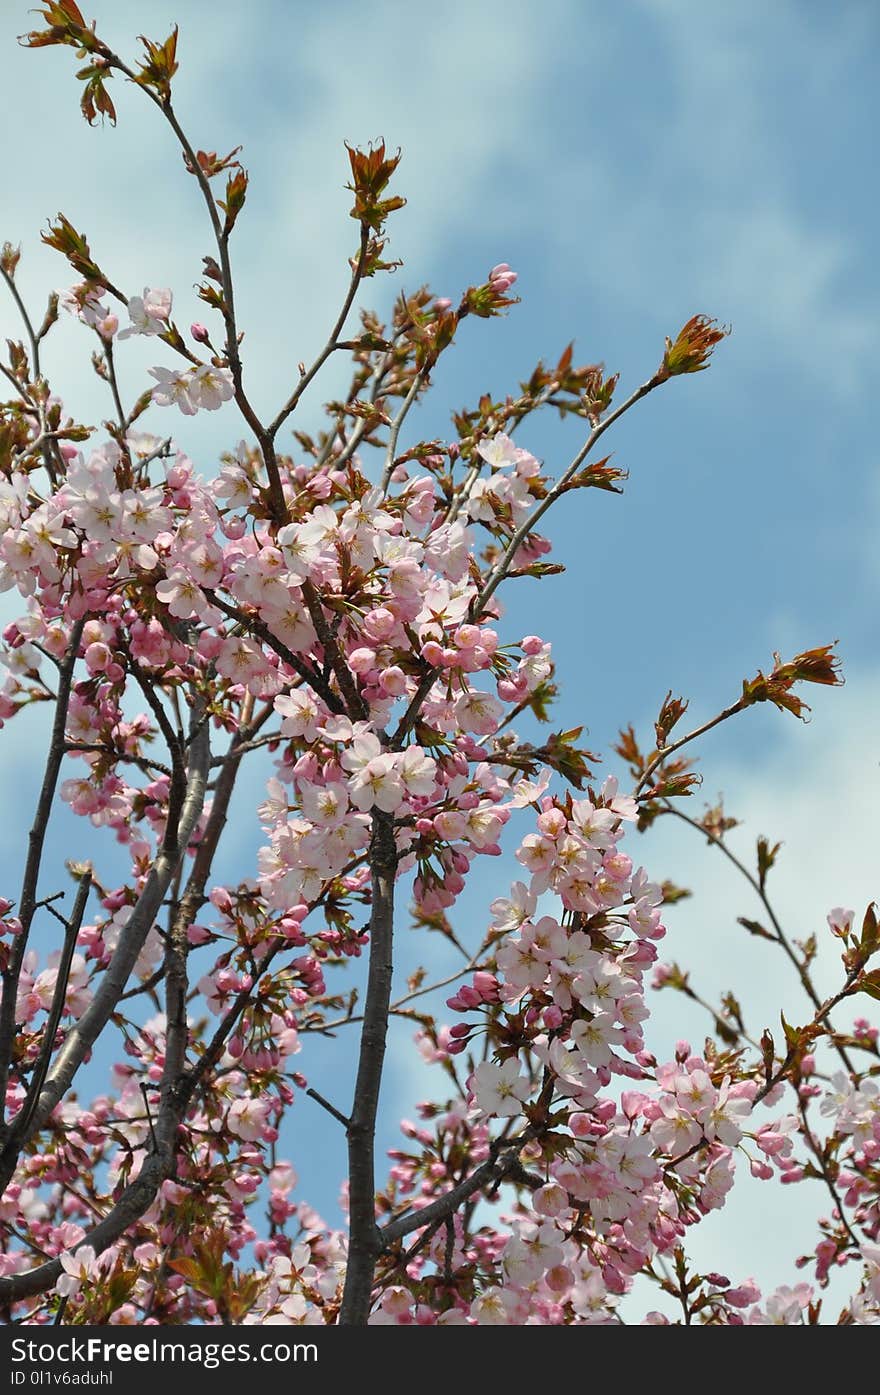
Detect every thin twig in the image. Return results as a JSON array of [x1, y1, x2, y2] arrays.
[[380, 369, 427, 494], [635, 699, 746, 796], [306, 1087, 351, 1129], [660, 803, 856, 1075], [8, 873, 92, 1144], [473, 375, 662, 617]]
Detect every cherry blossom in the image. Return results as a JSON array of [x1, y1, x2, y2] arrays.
[[0, 9, 871, 1331]]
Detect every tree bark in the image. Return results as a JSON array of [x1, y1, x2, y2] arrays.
[[338, 809, 398, 1325]]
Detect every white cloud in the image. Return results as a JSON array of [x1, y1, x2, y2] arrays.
[[0, 0, 580, 454], [536, 0, 878, 395], [642, 667, 878, 1033]]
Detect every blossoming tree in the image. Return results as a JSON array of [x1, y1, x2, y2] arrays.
[[0, 3, 877, 1327]]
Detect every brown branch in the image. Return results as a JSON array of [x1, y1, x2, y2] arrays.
[[7, 873, 92, 1146], [306, 1087, 351, 1129], [381, 1132, 535, 1246], [797, 1096, 862, 1253], [101, 49, 287, 524], [0, 619, 84, 1122], [102, 336, 128, 438], [473, 375, 662, 618], [390, 666, 437, 747], [63, 741, 173, 779], [0, 264, 61, 486], [635, 699, 747, 796], [301, 579, 368, 720], [0, 1149, 171, 1302], [204, 588, 344, 715], [379, 368, 428, 494], [1, 702, 210, 1167], [126, 661, 187, 854], [338, 810, 399, 1325], [156, 99, 287, 525]]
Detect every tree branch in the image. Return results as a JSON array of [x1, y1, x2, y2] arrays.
[[0, 619, 84, 1122], [300, 579, 368, 720], [0, 701, 210, 1173], [473, 375, 661, 618], [660, 803, 856, 1074], [381, 1133, 534, 1246], [338, 810, 398, 1325], [7, 873, 92, 1147], [204, 588, 344, 715]]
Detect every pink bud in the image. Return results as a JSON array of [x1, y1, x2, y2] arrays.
[[364, 607, 396, 641], [779, 1167, 804, 1184], [472, 971, 498, 1000], [422, 640, 444, 666], [380, 665, 407, 697], [84, 641, 112, 674], [191, 322, 210, 343], [222, 514, 247, 540], [348, 647, 376, 675], [489, 263, 518, 292]]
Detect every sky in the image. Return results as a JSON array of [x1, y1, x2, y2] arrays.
[[0, 0, 878, 1315]]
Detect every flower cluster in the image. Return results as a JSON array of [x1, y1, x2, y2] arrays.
[[0, 22, 873, 1323]]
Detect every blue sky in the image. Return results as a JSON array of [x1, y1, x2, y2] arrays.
[[1, 1, 878, 1309]]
